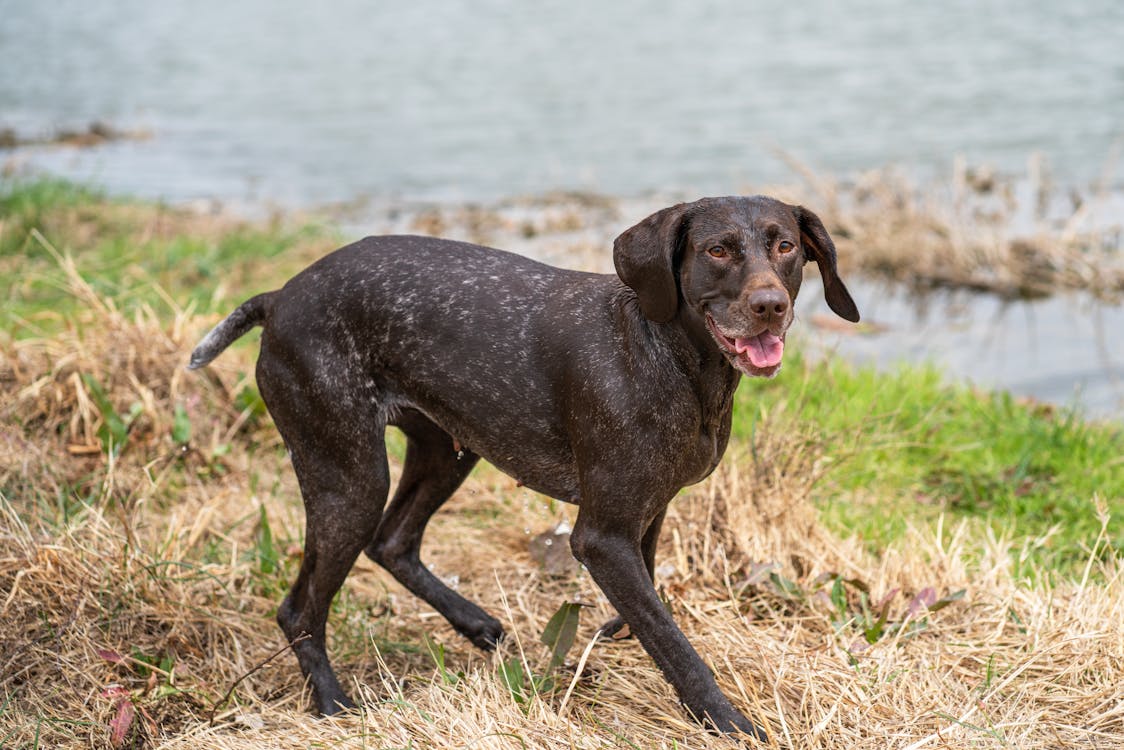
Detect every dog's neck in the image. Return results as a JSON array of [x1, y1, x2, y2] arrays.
[[666, 303, 742, 420], [612, 287, 741, 424]]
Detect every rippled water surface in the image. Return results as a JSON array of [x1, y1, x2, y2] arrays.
[[3, 0, 1122, 203]]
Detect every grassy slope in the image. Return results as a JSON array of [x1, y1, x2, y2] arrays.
[[0, 178, 329, 332], [1, 179, 1122, 749], [737, 357, 1123, 574], [2, 178, 1120, 573]]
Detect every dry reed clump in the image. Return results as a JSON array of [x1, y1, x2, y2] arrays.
[[786, 156, 1124, 302], [2, 263, 1122, 749], [381, 158, 1124, 301], [1, 240, 263, 522], [0, 253, 301, 748]]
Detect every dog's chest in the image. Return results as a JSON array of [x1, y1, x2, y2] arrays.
[[685, 412, 732, 484]]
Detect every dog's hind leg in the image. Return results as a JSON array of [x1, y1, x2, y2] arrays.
[[257, 350, 391, 715], [366, 409, 505, 649]]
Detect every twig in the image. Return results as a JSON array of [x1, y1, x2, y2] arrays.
[[208, 633, 311, 725], [557, 631, 598, 715]]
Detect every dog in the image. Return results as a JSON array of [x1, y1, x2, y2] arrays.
[[188, 195, 859, 740]]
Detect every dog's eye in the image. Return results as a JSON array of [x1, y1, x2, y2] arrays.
[[778, 241, 795, 254], [707, 246, 728, 259]]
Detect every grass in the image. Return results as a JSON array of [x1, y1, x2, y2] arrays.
[[0, 177, 336, 337], [736, 356, 1124, 574], [1, 178, 1121, 748]]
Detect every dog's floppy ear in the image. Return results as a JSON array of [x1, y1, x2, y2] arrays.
[[614, 202, 691, 324], [794, 206, 860, 323]]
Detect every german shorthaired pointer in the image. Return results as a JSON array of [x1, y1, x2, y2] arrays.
[[189, 196, 859, 740]]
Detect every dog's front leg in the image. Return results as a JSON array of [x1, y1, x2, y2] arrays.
[[570, 507, 767, 742], [596, 508, 665, 639]]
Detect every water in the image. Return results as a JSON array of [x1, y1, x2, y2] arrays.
[[2, 0, 1123, 204], [1, 0, 1122, 417], [797, 278, 1124, 420]]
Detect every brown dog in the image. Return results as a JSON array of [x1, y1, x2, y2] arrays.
[[189, 196, 859, 740]]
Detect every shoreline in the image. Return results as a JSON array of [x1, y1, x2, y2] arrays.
[[7, 145, 1120, 300], [2, 173, 1122, 420]]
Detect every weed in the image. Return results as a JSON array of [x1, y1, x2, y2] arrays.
[[254, 504, 280, 577], [171, 403, 191, 445], [423, 634, 463, 686], [497, 601, 583, 704], [80, 373, 142, 457]]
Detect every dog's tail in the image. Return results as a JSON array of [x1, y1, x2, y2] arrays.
[[186, 291, 276, 370]]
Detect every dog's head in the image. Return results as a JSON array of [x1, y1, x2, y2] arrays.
[[614, 196, 859, 377]]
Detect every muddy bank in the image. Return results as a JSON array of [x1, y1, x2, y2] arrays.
[[0, 120, 150, 151], [340, 161, 1124, 303]]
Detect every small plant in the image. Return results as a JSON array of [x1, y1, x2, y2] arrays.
[[739, 563, 965, 661], [819, 575, 965, 660], [424, 634, 463, 686], [497, 601, 582, 705], [95, 647, 184, 747], [81, 373, 142, 457], [254, 504, 281, 577], [171, 403, 191, 445], [234, 383, 267, 423]]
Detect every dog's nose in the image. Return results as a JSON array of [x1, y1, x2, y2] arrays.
[[747, 287, 789, 323]]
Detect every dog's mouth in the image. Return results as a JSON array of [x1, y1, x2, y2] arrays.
[[705, 314, 785, 377]]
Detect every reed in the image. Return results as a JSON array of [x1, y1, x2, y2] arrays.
[[781, 154, 1124, 302]]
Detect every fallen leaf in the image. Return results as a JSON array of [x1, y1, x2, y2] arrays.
[[96, 649, 124, 663], [908, 587, 938, 617], [109, 696, 135, 747]]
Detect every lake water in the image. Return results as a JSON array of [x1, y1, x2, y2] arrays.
[[3, 0, 1123, 204], [1, 0, 1122, 417]]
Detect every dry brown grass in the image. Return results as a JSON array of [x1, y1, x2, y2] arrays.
[[783, 155, 1124, 302], [2, 254, 1122, 749]]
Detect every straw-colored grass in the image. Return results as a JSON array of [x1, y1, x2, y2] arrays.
[[2, 248, 1121, 749], [784, 155, 1124, 302]]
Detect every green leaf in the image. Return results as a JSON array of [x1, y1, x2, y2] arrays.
[[423, 634, 458, 685], [498, 658, 526, 703], [256, 505, 278, 575], [234, 384, 266, 418], [864, 597, 892, 644], [769, 572, 804, 601], [830, 576, 848, 620], [540, 601, 582, 673], [927, 589, 966, 613], [82, 373, 129, 456], [172, 403, 191, 444]]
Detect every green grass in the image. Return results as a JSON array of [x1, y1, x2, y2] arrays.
[[737, 355, 1123, 574], [0, 178, 105, 247], [0, 178, 335, 336], [3, 176, 1120, 579]]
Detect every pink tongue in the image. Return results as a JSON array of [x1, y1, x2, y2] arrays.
[[735, 332, 784, 368]]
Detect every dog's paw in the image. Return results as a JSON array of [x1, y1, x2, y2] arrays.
[[596, 615, 632, 640], [697, 707, 769, 744], [462, 618, 505, 651], [316, 692, 358, 717]]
